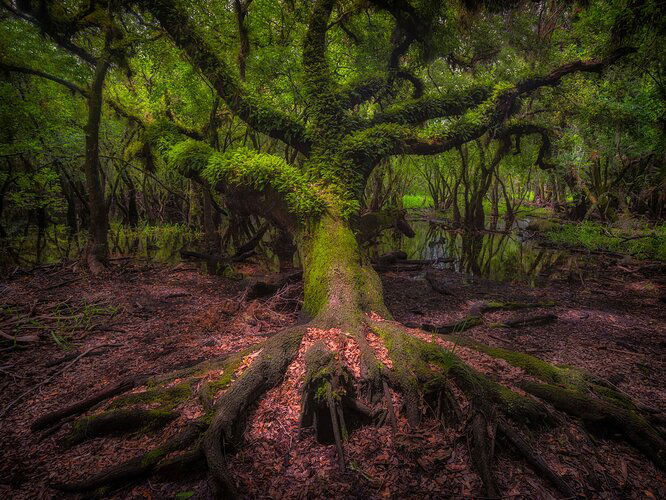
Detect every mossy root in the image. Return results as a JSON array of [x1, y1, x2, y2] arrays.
[[523, 382, 666, 470], [203, 326, 306, 497], [52, 418, 207, 493], [61, 408, 179, 447]]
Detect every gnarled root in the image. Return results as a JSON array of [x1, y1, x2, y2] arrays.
[[52, 417, 207, 494], [60, 408, 178, 447], [373, 320, 578, 497], [497, 419, 575, 497], [32, 310, 663, 498], [42, 329, 303, 496], [453, 335, 666, 469], [300, 341, 378, 469], [202, 326, 306, 497], [523, 382, 666, 470], [468, 411, 499, 498]]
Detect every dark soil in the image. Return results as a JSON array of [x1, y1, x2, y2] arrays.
[[0, 256, 664, 498]]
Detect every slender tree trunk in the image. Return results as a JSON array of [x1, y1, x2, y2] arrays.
[[83, 57, 111, 274], [201, 188, 221, 256]]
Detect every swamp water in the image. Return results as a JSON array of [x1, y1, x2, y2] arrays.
[[4, 219, 597, 286], [371, 219, 597, 286]]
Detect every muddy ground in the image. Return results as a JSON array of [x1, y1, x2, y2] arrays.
[[0, 255, 664, 499]]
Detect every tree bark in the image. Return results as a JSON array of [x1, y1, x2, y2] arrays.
[[83, 55, 111, 274]]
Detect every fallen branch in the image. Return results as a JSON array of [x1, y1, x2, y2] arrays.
[[491, 313, 557, 329]]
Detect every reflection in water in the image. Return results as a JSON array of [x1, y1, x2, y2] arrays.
[[371, 220, 594, 286], [6, 221, 594, 285], [108, 225, 201, 264], [1, 224, 203, 270]]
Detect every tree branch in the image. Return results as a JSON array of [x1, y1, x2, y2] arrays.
[[388, 47, 635, 156], [0, 62, 87, 95], [496, 123, 554, 170], [139, 0, 311, 155], [2, 0, 98, 66], [370, 84, 491, 125], [369, 46, 635, 128]]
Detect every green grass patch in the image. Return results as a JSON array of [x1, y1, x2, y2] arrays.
[[545, 221, 666, 261], [402, 194, 434, 209]]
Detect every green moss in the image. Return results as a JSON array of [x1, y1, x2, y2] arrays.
[[205, 350, 253, 394], [301, 217, 389, 321], [141, 446, 168, 467], [456, 337, 647, 418], [167, 139, 213, 178], [589, 383, 637, 411], [545, 220, 666, 261], [314, 380, 332, 402], [481, 300, 555, 312], [63, 409, 178, 447], [111, 382, 192, 410], [376, 322, 546, 424], [203, 147, 326, 221], [459, 338, 581, 386], [369, 84, 491, 126]]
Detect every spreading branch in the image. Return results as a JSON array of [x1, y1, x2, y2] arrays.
[[140, 0, 311, 155], [385, 47, 635, 157], [0, 61, 201, 140]]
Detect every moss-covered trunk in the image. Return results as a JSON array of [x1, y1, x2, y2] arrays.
[[83, 56, 111, 274], [298, 216, 389, 327]]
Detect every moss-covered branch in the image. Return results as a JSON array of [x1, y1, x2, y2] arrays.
[[348, 48, 634, 159], [369, 84, 491, 126], [167, 140, 327, 221], [139, 0, 311, 155]]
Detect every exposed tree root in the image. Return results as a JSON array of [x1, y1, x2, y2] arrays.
[[202, 326, 306, 497], [60, 408, 179, 447], [491, 313, 557, 328], [407, 315, 483, 334], [523, 382, 666, 469], [497, 419, 575, 497], [300, 341, 378, 469], [32, 305, 663, 498], [468, 411, 499, 497], [52, 418, 207, 494], [445, 334, 666, 470], [31, 373, 150, 431], [408, 299, 556, 335]]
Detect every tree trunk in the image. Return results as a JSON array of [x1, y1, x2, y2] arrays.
[[201, 187, 221, 256], [83, 57, 111, 275], [299, 216, 389, 325]]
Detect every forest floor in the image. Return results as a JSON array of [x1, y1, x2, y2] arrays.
[[0, 254, 665, 499]]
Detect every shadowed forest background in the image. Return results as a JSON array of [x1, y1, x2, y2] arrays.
[[0, 0, 665, 498]]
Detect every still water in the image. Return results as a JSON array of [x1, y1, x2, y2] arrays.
[[371, 220, 595, 286], [3, 220, 596, 286]]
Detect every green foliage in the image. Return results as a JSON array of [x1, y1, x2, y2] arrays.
[[402, 194, 434, 209], [1, 0, 664, 271], [166, 139, 214, 178], [546, 221, 666, 261], [204, 148, 327, 220]]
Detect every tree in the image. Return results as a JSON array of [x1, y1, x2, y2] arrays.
[[12, 0, 664, 497]]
